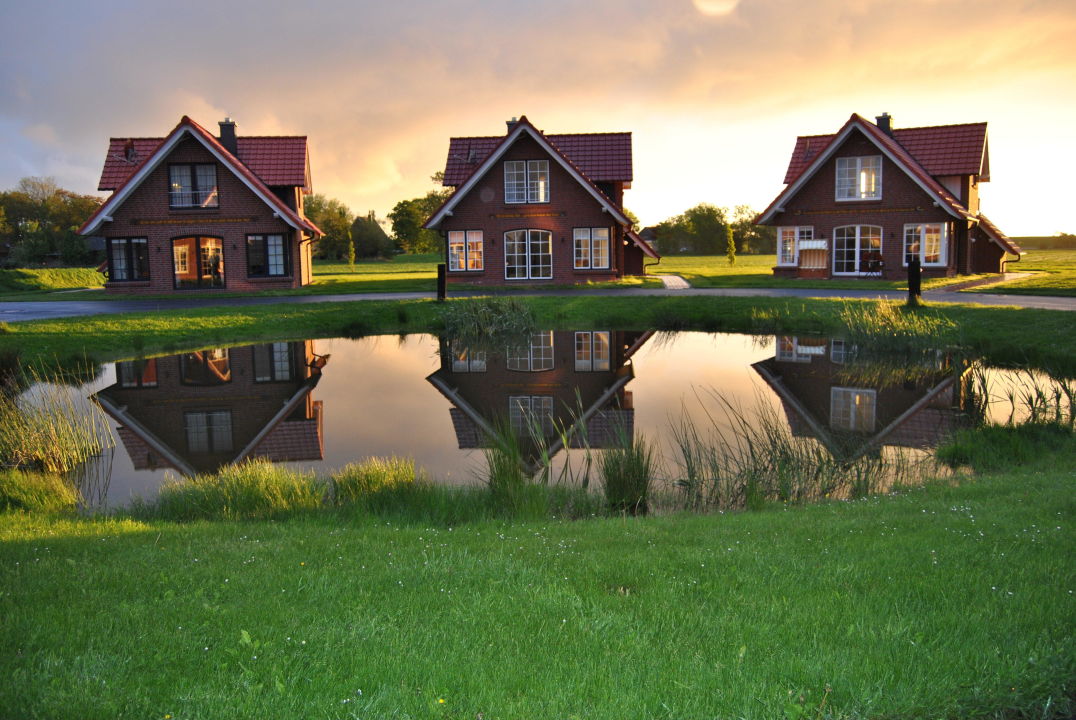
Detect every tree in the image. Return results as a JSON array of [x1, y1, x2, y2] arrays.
[[653, 203, 728, 254], [0, 177, 102, 265], [351, 211, 395, 258], [304, 194, 355, 260], [730, 204, 775, 254], [388, 173, 451, 254], [726, 224, 736, 266]]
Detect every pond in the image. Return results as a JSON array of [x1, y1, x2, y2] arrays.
[[23, 330, 1071, 507]]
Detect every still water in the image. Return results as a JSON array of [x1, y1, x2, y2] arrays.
[[52, 329, 1039, 507]]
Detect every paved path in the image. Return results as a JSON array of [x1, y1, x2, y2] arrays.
[[1, 285, 1074, 323]]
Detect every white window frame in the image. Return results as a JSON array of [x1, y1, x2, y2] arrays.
[[450, 345, 487, 373], [830, 387, 877, 432], [835, 156, 882, 201], [507, 331, 554, 372], [504, 160, 549, 204], [574, 331, 611, 371], [832, 225, 882, 276], [447, 230, 484, 272], [573, 227, 611, 270], [777, 226, 814, 266], [509, 395, 555, 435], [504, 229, 552, 280], [903, 223, 948, 267]]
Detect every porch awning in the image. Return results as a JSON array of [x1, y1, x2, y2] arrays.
[[798, 239, 828, 250]]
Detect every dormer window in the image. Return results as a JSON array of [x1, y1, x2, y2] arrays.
[[835, 156, 881, 201], [169, 163, 219, 208], [504, 160, 549, 203]]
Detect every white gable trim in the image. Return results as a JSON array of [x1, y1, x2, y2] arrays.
[[426, 123, 630, 229], [81, 125, 308, 236], [757, 120, 968, 224]]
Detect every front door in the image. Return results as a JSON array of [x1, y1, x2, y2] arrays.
[[174, 237, 225, 289]]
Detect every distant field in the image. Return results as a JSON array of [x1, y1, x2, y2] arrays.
[[974, 249, 1076, 297], [653, 254, 970, 291], [311, 253, 439, 293]]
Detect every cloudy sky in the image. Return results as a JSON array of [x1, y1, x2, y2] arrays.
[[2, 0, 1074, 235]]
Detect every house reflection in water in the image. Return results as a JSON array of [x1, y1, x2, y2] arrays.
[[426, 331, 653, 467], [753, 336, 968, 459], [92, 341, 327, 476]]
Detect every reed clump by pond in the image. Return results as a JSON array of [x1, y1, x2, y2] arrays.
[[0, 370, 113, 477], [668, 391, 933, 511], [439, 297, 537, 351]]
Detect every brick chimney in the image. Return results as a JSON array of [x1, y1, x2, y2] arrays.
[[506, 117, 519, 133], [875, 112, 893, 136], [218, 117, 238, 155]]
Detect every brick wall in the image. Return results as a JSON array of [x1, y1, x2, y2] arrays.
[[102, 137, 310, 294], [440, 134, 632, 285], [771, 129, 966, 280], [97, 341, 320, 474]]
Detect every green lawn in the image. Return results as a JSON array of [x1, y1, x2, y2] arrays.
[[654, 254, 993, 291], [310, 253, 439, 293], [972, 249, 1076, 297], [2, 447, 1072, 719], [4, 295, 1076, 378], [0, 267, 104, 298]]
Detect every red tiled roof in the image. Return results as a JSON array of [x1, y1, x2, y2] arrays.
[[758, 114, 974, 225], [427, 116, 633, 230], [976, 213, 1021, 255], [443, 131, 632, 186], [783, 121, 988, 184], [98, 135, 310, 191], [81, 116, 321, 236]]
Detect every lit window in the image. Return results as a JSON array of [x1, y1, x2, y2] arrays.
[[833, 225, 882, 275], [903, 223, 948, 267], [777, 227, 816, 266], [835, 156, 882, 201], [117, 358, 157, 388], [451, 345, 487, 373], [830, 388, 877, 432], [504, 229, 552, 280], [447, 230, 484, 271], [505, 160, 549, 203], [169, 163, 218, 208], [573, 228, 610, 269], [575, 331, 611, 371]]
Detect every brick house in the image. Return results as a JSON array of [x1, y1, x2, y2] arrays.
[[426, 330, 653, 468], [79, 116, 322, 294], [756, 113, 1020, 280], [92, 341, 326, 475], [752, 335, 968, 460], [424, 116, 659, 285]]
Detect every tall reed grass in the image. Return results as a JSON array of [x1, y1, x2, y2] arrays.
[[0, 468, 79, 512], [0, 370, 113, 476], [599, 434, 657, 515], [439, 297, 536, 350], [668, 391, 930, 511]]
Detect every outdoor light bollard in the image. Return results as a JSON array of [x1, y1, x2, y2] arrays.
[[907, 257, 922, 306], [437, 263, 447, 302]]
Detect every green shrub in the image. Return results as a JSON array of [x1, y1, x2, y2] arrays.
[[600, 435, 657, 515], [146, 460, 325, 521], [331, 457, 417, 505], [0, 469, 78, 513], [937, 421, 1075, 472]]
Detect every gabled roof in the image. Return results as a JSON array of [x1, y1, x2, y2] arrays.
[[783, 122, 989, 184], [425, 115, 634, 230], [80, 116, 322, 236], [757, 114, 976, 225], [443, 132, 632, 186], [976, 213, 1021, 256], [99, 136, 311, 191]]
